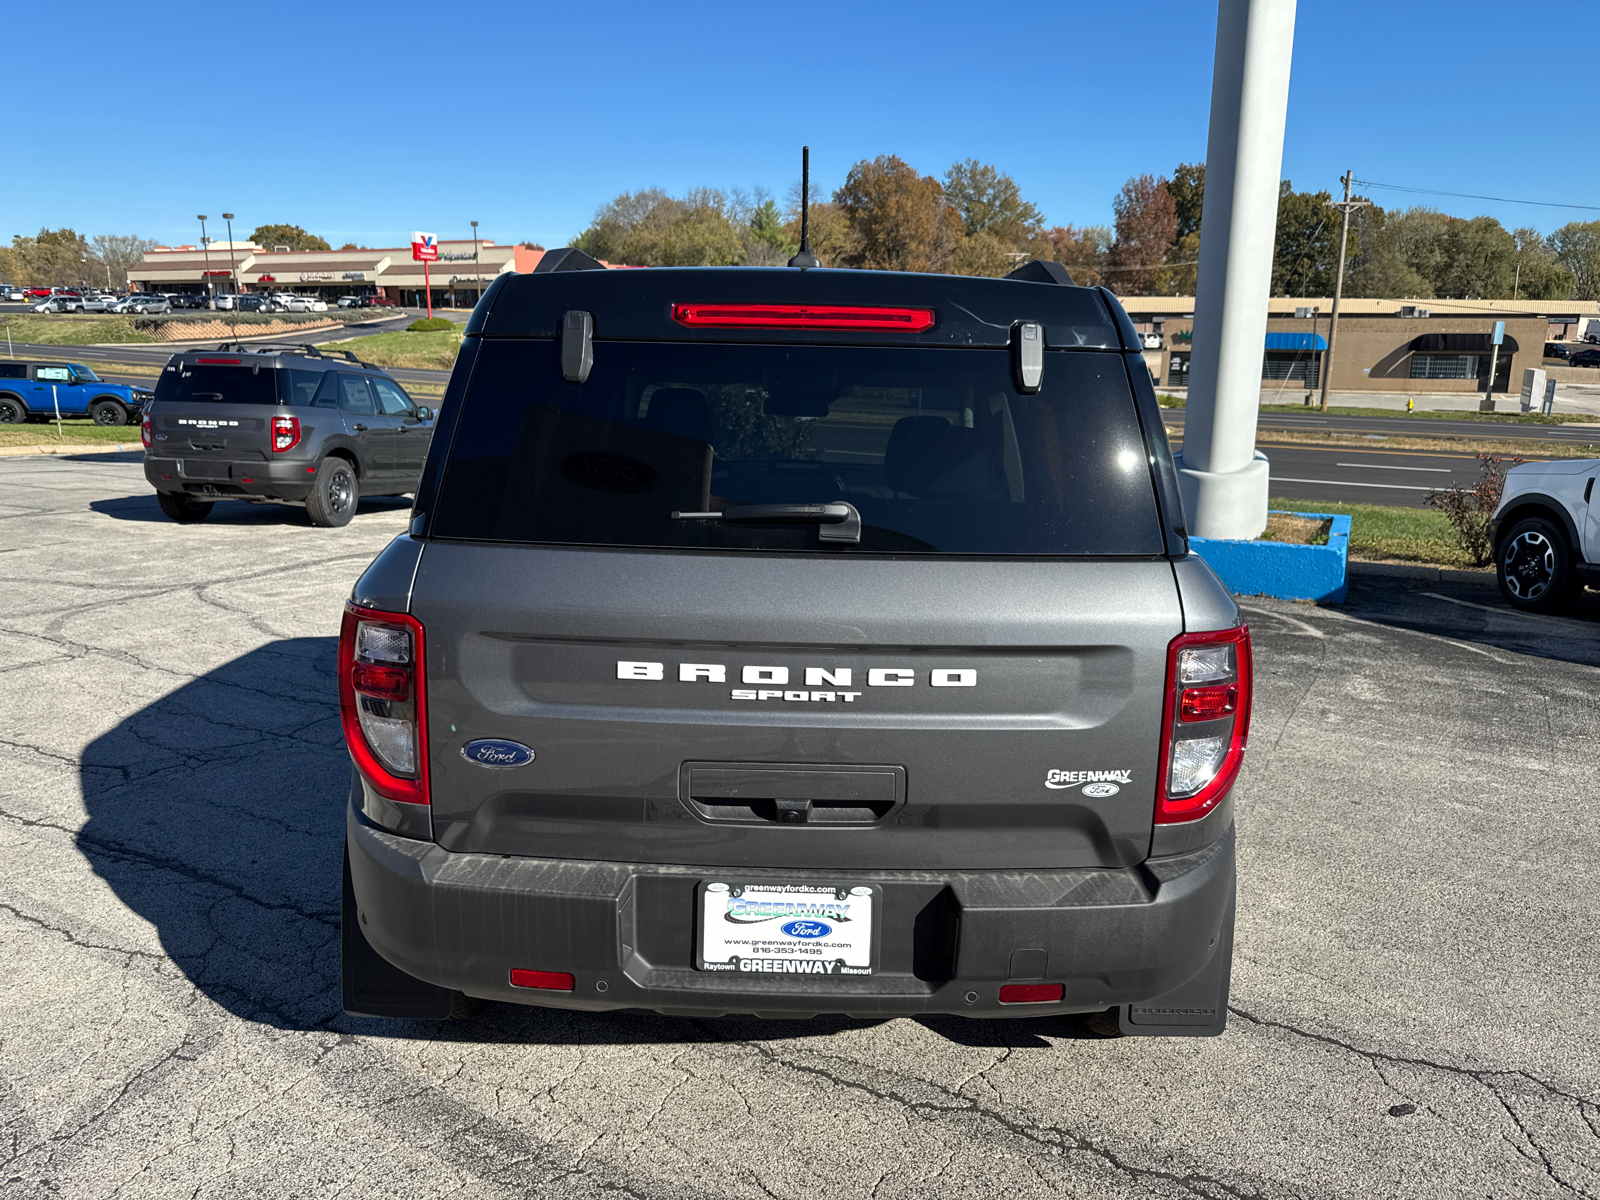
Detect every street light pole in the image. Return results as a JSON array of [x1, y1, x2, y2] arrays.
[[222, 213, 239, 299], [197, 215, 214, 309], [471, 219, 480, 304]]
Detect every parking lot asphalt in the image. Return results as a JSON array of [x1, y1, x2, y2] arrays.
[[2, 453, 1598, 1199]]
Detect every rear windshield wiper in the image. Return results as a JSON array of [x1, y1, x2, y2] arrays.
[[672, 502, 861, 545]]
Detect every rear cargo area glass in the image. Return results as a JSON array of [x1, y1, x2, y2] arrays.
[[432, 342, 1163, 555], [153, 364, 278, 405]]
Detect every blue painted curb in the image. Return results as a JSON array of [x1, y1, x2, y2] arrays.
[[1190, 512, 1351, 604]]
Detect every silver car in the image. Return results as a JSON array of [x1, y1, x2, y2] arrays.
[[113, 294, 172, 315]]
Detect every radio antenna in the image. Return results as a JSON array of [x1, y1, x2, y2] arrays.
[[788, 145, 821, 269]]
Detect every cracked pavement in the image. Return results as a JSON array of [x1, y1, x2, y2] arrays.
[[2, 452, 1599, 1199]]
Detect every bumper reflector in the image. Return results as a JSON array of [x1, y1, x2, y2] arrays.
[[998, 983, 1064, 1004], [510, 969, 575, 992]]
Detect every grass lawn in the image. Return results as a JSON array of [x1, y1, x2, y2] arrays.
[[1269, 497, 1479, 569], [1157, 394, 1596, 425], [2, 315, 154, 345], [0, 419, 144, 448], [325, 327, 462, 370]]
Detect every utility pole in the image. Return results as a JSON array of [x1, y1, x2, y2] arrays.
[[1317, 171, 1370, 412], [471, 219, 481, 302]]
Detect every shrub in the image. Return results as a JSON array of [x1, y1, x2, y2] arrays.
[[1424, 452, 1522, 567], [406, 317, 455, 332]]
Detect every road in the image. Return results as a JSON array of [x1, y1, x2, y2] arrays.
[[1, 451, 1597, 1199], [1165, 407, 1600, 446]]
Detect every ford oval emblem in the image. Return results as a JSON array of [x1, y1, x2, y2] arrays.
[[461, 739, 536, 769], [781, 920, 832, 939], [1082, 782, 1120, 798]]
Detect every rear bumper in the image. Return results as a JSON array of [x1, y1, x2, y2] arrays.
[[347, 803, 1236, 1020], [145, 455, 313, 502]]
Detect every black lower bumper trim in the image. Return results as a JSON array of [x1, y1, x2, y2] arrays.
[[346, 804, 1236, 1021]]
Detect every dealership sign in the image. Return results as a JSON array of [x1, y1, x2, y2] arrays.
[[411, 232, 438, 263]]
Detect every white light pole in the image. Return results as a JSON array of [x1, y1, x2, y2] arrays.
[[1173, 0, 1297, 540]]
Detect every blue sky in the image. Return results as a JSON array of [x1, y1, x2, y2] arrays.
[[13, 1, 1595, 249]]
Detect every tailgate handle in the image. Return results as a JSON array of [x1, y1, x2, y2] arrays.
[[682, 763, 904, 827]]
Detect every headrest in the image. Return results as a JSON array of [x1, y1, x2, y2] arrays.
[[883, 416, 991, 498], [641, 387, 713, 446]]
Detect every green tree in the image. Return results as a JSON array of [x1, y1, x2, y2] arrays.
[[1345, 207, 1432, 298], [248, 224, 331, 252], [833, 155, 960, 273], [1168, 162, 1205, 242], [1270, 183, 1339, 295], [1550, 221, 1600, 300], [1433, 216, 1516, 298], [746, 197, 797, 266], [573, 188, 744, 266], [11, 228, 92, 287], [949, 231, 1013, 277], [1510, 228, 1573, 300], [941, 159, 1041, 249], [1384, 208, 1452, 292]]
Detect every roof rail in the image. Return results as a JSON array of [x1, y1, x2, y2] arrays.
[[533, 246, 607, 273], [1003, 260, 1075, 286], [206, 341, 376, 369]]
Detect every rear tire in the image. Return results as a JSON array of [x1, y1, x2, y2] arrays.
[[1497, 516, 1579, 613], [90, 400, 127, 426], [157, 491, 213, 523], [0, 397, 24, 424], [305, 456, 359, 528]]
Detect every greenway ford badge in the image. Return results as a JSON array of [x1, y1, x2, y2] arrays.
[[461, 739, 536, 768], [697, 882, 876, 975]]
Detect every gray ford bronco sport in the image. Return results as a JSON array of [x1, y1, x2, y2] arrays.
[[142, 342, 434, 526], [340, 248, 1249, 1036]]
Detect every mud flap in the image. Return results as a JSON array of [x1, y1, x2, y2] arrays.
[[342, 845, 457, 1019], [1115, 871, 1235, 1037]]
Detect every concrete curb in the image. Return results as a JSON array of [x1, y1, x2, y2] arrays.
[[0, 443, 140, 458], [1347, 560, 1497, 587]]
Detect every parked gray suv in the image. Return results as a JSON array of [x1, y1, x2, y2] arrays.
[[341, 250, 1248, 1036], [142, 342, 434, 526]]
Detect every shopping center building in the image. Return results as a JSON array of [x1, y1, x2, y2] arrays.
[[128, 239, 545, 307], [1118, 296, 1599, 398]]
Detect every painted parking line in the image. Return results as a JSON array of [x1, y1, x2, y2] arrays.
[[1333, 462, 1453, 472], [1269, 476, 1437, 491]]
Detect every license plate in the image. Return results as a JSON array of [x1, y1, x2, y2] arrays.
[[697, 881, 877, 976]]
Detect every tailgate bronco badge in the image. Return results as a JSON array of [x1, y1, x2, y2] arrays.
[[461, 739, 536, 768]]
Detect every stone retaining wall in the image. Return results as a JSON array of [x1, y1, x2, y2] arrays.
[[148, 318, 341, 342]]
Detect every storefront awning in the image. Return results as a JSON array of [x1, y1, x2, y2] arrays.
[[1264, 332, 1328, 350]]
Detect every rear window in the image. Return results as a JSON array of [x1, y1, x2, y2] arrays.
[[431, 340, 1163, 556], [154, 363, 278, 405]]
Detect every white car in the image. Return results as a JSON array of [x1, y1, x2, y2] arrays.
[[5, 288, 25, 302], [1492, 459, 1600, 612]]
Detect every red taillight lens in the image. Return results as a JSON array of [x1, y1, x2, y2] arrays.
[[272, 415, 301, 453], [351, 662, 410, 702], [998, 983, 1064, 1004], [671, 303, 935, 332], [510, 969, 575, 992], [1155, 626, 1252, 824], [140, 411, 151, 448], [1180, 685, 1238, 721], [338, 603, 428, 806]]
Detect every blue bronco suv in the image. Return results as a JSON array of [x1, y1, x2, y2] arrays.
[[0, 361, 153, 426]]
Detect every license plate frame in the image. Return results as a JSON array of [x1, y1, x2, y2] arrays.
[[696, 880, 880, 977]]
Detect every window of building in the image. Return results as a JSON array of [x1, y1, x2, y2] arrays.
[[1262, 351, 1320, 386], [1410, 354, 1478, 380]]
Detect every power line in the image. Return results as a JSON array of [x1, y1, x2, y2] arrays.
[[1352, 178, 1600, 213]]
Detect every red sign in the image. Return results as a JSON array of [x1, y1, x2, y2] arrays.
[[258, 274, 276, 283], [203, 270, 232, 277], [411, 231, 438, 262]]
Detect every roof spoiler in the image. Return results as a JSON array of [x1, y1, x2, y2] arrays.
[[1003, 260, 1075, 286], [533, 247, 607, 274]]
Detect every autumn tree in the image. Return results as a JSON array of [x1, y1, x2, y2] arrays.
[[833, 155, 960, 273], [248, 224, 331, 252], [1551, 221, 1600, 300], [1168, 163, 1205, 242], [10, 228, 92, 286], [1042, 225, 1110, 287], [1105, 175, 1177, 294], [88, 234, 157, 289]]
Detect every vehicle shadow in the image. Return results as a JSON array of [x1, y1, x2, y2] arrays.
[[88, 493, 412, 524], [79, 638, 1094, 1049], [1337, 575, 1600, 668]]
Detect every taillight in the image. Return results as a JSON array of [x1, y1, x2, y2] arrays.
[[272, 415, 301, 453], [140, 410, 151, 448], [671, 303, 935, 332], [1155, 626, 1252, 824], [338, 603, 428, 806]]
